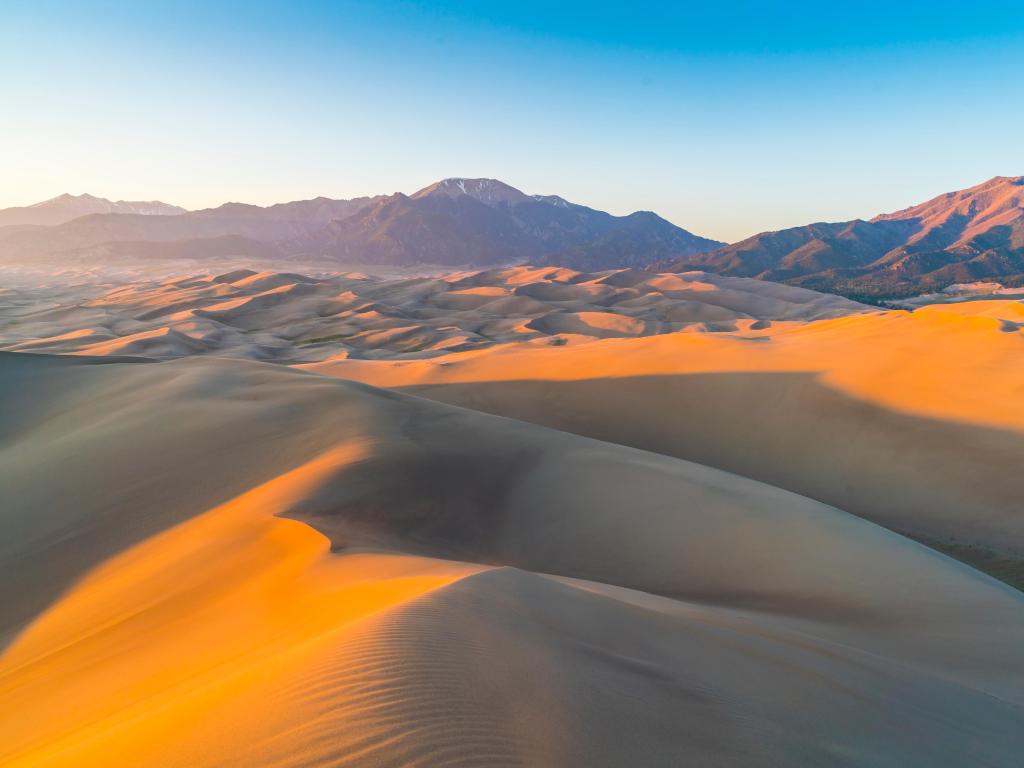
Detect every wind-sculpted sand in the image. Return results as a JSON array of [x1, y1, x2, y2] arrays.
[[1, 352, 1022, 766], [314, 296, 1024, 587], [2, 266, 1024, 765], [0, 266, 866, 361]]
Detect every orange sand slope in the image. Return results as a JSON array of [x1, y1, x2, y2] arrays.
[[1, 352, 1023, 766], [313, 298, 1024, 576], [0, 266, 866, 362]]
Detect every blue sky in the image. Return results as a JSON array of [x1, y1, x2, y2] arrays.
[[2, 0, 1023, 241]]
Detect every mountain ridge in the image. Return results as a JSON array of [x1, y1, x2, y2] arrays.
[[6, 176, 1024, 296], [0, 193, 186, 227], [0, 179, 722, 269], [660, 175, 1024, 299]]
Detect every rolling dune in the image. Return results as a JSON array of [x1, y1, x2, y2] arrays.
[[309, 297, 1024, 586], [2, 351, 1022, 765], [0, 266, 867, 362]]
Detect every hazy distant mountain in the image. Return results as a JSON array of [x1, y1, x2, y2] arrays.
[[50, 235, 282, 264], [0, 212, 309, 260], [0, 195, 385, 262], [299, 189, 534, 265], [661, 176, 1024, 299], [190, 196, 380, 225], [539, 210, 724, 271], [293, 178, 723, 267], [0, 193, 186, 228], [0, 179, 719, 269]]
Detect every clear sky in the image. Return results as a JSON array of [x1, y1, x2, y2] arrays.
[[3, 0, 1023, 242]]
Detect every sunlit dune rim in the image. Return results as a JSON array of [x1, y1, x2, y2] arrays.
[[0, 442, 483, 766], [67, 325, 208, 356], [915, 298, 1024, 320], [446, 265, 583, 285], [527, 310, 650, 337], [138, 565, 1024, 768], [25, 327, 104, 342], [445, 285, 508, 296], [306, 302, 1024, 432], [2, 327, 116, 351]]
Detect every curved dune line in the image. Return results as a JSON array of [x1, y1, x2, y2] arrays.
[[174, 595, 525, 767], [304, 303, 1024, 580], [2, 350, 1023, 765], [309, 302, 1024, 432], [0, 443, 483, 767]]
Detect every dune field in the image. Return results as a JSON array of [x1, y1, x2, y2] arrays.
[[0, 266, 866, 361], [2, 266, 1023, 765]]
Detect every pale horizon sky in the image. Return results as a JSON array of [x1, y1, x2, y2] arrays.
[[3, 1, 1023, 242]]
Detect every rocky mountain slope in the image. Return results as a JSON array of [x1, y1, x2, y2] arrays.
[[662, 176, 1024, 299]]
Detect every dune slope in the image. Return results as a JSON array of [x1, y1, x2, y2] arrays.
[[309, 298, 1024, 586], [1, 352, 1023, 766]]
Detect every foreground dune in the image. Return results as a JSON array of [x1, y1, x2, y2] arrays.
[[1, 351, 1023, 765]]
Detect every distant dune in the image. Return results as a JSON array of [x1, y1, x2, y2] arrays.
[[0, 266, 867, 362]]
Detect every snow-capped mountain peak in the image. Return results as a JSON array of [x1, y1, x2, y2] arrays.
[[412, 178, 533, 206]]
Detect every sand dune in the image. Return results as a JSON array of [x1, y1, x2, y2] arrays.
[[311, 297, 1024, 587], [0, 266, 867, 362], [2, 351, 1022, 765], [3, 265, 1024, 765]]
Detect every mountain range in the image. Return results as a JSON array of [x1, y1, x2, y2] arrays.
[[3, 176, 1023, 299], [0, 179, 721, 269], [294, 178, 724, 267], [0, 193, 185, 228], [660, 175, 1024, 300]]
